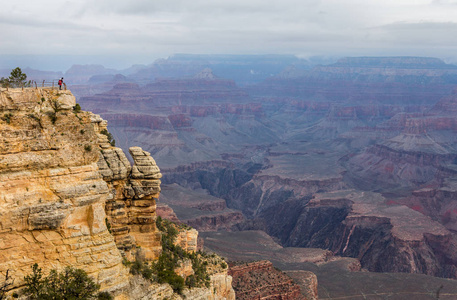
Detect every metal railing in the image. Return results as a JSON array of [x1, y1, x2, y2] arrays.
[[0, 80, 67, 91], [34, 80, 67, 90]]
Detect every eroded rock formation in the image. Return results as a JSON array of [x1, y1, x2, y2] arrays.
[[0, 88, 235, 300], [97, 140, 162, 260], [0, 88, 129, 294], [229, 261, 305, 300], [287, 190, 457, 278]]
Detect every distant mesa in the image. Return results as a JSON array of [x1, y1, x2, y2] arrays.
[[194, 68, 218, 80], [332, 56, 455, 68]]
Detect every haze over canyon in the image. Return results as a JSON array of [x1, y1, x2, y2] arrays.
[[4, 54, 457, 299]]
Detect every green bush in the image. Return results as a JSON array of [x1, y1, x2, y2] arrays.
[[1, 113, 13, 124], [100, 129, 115, 147], [97, 291, 113, 300], [73, 103, 81, 113], [123, 219, 214, 295], [154, 218, 210, 291], [24, 263, 100, 300]]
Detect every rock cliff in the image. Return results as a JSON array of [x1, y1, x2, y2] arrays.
[[97, 142, 162, 261], [0, 88, 235, 299], [0, 88, 129, 294], [286, 190, 457, 278]]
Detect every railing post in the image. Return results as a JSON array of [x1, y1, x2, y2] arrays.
[[42, 80, 45, 87]]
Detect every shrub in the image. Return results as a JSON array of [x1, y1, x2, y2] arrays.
[[73, 103, 81, 113], [97, 291, 113, 300], [123, 219, 214, 295], [24, 263, 100, 300], [1, 113, 13, 124], [154, 218, 211, 291], [100, 129, 116, 147]]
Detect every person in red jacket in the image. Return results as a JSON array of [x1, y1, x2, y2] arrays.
[[58, 77, 63, 90]]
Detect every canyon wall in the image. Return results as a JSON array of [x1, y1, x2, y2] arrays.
[[0, 88, 235, 300], [0, 88, 129, 294], [97, 141, 162, 260], [67, 56, 457, 298]]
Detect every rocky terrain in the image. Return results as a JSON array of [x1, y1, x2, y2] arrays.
[[0, 88, 129, 294], [228, 261, 307, 300], [202, 230, 457, 299], [159, 183, 245, 232], [53, 55, 457, 298], [250, 56, 457, 105], [0, 87, 235, 299]]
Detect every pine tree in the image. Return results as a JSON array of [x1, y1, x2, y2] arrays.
[[8, 67, 27, 87]]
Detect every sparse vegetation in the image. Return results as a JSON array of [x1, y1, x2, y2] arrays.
[[0, 67, 30, 88], [105, 218, 112, 234], [73, 103, 81, 113], [1, 113, 13, 124], [84, 145, 92, 152], [123, 217, 216, 295], [100, 129, 116, 147], [23, 263, 100, 300], [97, 291, 113, 300], [47, 99, 63, 124], [0, 270, 14, 300], [27, 113, 44, 129], [127, 254, 154, 281]]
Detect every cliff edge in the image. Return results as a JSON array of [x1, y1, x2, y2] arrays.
[[0, 88, 234, 300], [0, 88, 129, 294]]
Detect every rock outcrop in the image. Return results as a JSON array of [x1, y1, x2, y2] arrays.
[[229, 261, 305, 300], [97, 141, 162, 261], [286, 190, 457, 278], [0, 88, 129, 294], [0, 88, 235, 300]]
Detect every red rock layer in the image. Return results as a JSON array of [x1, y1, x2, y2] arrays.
[[228, 261, 305, 300]]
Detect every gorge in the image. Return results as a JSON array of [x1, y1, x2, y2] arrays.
[[4, 54, 457, 299], [75, 55, 457, 298]]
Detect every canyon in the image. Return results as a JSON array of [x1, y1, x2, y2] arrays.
[[5, 54, 457, 299], [73, 54, 457, 299]]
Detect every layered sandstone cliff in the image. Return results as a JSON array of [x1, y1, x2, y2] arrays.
[[0, 88, 235, 299], [97, 141, 162, 260], [0, 88, 129, 294]]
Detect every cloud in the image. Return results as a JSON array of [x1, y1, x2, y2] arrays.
[[2, 0, 457, 66], [372, 22, 457, 46]]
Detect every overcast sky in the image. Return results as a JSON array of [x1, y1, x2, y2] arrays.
[[1, 0, 457, 70]]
